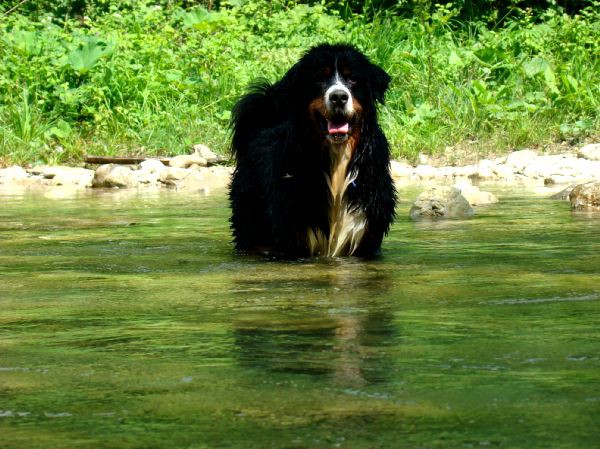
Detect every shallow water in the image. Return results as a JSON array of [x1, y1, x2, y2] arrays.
[[1, 186, 599, 449]]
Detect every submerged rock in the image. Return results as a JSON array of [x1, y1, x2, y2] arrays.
[[409, 186, 474, 219], [92, 164, 138, 188], [453, 181, 498, 206], [569, 181, 600, 211]]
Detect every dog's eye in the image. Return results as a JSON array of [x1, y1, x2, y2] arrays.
[[341, 69, 357, 86]]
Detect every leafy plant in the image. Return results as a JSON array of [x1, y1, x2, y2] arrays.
[[0, 0, 598, 165]]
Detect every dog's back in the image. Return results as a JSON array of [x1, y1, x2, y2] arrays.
[[231, 81, 281, 162]]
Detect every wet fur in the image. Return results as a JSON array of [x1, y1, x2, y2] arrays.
[[229, 43, 396, 258]]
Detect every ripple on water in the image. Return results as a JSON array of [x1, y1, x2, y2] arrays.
[[1, 188, 600, 449]]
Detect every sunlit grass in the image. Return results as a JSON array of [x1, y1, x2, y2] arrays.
[[0, 2, 598, 165]]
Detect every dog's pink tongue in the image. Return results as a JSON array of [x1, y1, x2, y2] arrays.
[[327, 121, 349, 134]]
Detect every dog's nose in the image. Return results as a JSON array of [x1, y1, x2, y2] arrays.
[[329, 89, 349, 106]]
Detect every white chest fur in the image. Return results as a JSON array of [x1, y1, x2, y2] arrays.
[[307, 142, 367, 256]]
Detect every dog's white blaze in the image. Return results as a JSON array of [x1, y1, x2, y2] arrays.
[[307, 142, 367, 257], [324, 71, 354, 115]]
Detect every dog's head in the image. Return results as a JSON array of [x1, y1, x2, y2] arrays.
[[281, 44, 390, 144]]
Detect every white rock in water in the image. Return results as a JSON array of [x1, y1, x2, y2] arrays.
[[578, 143, 600, 161], [169, 154, 208, 169], [453, 181, 498, 205], [504, 149, 538, 172], [410, 186, 474, 219], [569, 181, 600, 211], [92, 164, 138, 188]]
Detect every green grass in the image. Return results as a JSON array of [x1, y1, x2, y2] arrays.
[[0, 1, 599, 166]]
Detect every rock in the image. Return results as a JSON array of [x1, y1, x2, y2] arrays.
[[28, 165, 94, 186], [140, 159, 166, 172], [413, 164, 440, 180], [192, 144, 224, 164], [168, 154, 208, 169], [521, 154, 595, 182], [164, 166, 232, 192], [475, 159, 498, 180], [504, 149, 538, 172], [202, 166, 232, 188], [390, 160, 413, 179], [577, 143, 600, 161], [491, 163, 515, 181], [453, 181, 498, 206], [409, 186, 474, 219], [550, 184, 577, 200], [453, 164, 479, 178], [569, 181, 600, 211], [137, 159, 167, 184], [417, 153, 429, 165], [92, 164, 138, 188], [158, 167, 192, 183], [0, 166, 29, 183]]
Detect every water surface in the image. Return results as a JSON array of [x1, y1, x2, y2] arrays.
[[1, 186, 599, 448]]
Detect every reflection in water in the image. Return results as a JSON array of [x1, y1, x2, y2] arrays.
[[232, 261, 397, 387], [2, 188, 600, 449]]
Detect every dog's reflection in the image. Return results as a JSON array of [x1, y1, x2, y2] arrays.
[[231, 261, 397, 387]]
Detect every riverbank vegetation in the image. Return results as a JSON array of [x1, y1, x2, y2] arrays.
[[1, 0, 598, 165]]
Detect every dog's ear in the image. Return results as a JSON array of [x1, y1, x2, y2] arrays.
[[369, 64, 391, 104]]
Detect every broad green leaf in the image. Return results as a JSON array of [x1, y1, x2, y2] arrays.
[[523, 57, 549, 77]]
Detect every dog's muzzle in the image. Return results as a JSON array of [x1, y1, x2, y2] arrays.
[[325, 84, 353, 143]]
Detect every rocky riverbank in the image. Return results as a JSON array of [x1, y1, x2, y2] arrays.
[[1, 143, 599, 200], [391, 143, 600, 186]]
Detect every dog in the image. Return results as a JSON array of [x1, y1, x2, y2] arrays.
[[229, 43, 396, 258]]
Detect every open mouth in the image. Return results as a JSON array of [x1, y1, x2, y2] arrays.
[[320, 114, 352, 142]]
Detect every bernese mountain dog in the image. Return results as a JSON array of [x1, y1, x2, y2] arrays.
[[229, 43, 396, 258]]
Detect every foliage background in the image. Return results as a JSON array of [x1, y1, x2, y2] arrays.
[[0, 0, 598, 165]]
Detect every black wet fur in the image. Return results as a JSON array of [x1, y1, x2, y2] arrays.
[[229, 43, 396, 258]]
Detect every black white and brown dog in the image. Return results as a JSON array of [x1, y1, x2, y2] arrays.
[[229, 43, 396, 258]]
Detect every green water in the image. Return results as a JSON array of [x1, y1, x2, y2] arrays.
[[1, 187, 599, 449]]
